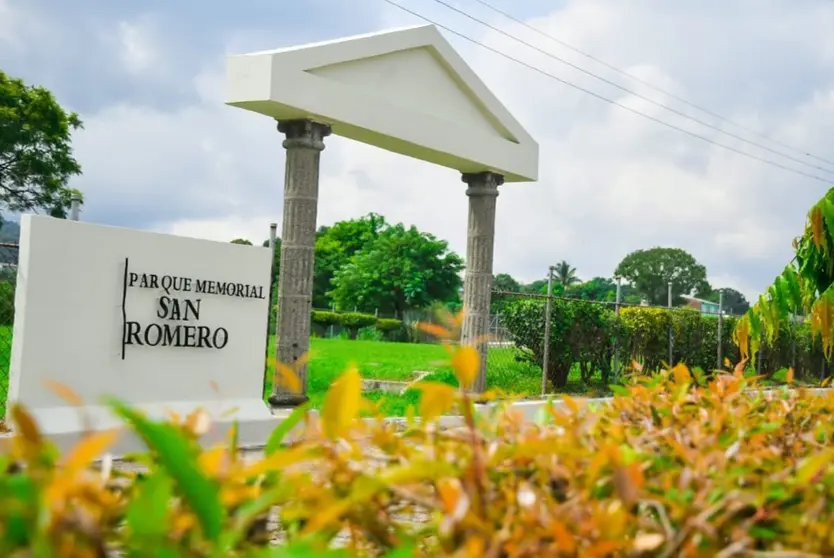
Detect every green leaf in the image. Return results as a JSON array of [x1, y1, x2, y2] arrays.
[[107, 398, 224, 542], [0, 474, 39, 551], [125, 471, 174, 554], [248, 539, 350, 557], [265, 402, 311, 456], [382, 542, 418, 557], [609, 385, 630, 397]]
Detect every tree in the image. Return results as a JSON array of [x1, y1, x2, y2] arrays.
[[1, 71, 83, 216], [493, 273, 521, 293], [328, 223, 464, 315], [313, 213, 386, 308], [230, 238, 252, 245], [554, 260, 580, 287], [614, 247, 710, 306], [491, 273, 522, 313], [706, 287, 750, 315], [565, 277, 617, 301]]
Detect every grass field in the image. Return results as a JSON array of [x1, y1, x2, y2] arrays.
[[0, 326, 594, 419], [263, 337, 597, 416]]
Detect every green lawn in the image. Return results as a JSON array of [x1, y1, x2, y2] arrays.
[[0, 326, 586, 420], [263, 337, 590, 416]]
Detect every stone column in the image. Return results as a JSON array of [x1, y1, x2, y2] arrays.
[[269, 119, 331, 407], [460, 171, 503, 394]]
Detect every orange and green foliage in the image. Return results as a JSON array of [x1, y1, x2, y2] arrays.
[[2, 317, 834, 555], [736, 187, 834, 363]]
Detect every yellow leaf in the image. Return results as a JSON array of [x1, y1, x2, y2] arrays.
[[586, 540, 621, 558], [10, 404, 42, 449], [416, 382, 457, 422], [451, 346, 480, 390], [42, 379, 84, 406], [62, 430, 119, 473], [436, 477, 468, 520], [796, 449, 834, 484], [321, 366, 362, 440], [672, 363, 691, 385], [241, 445, 312, 478], [184, 408, 211, 437], [415, 322, 450, 340], [810, 205, 825, 249], [550, 520, 576, 553], [198, 446, 229, 478], [631, 360, 643, 373], [275, 363, 302, 394], [822, 376, 833, 387], [786, 367, 795, 384]]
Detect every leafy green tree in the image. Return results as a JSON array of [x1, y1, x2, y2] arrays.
[[565, 277, 617, 301], [491, 273, 522, 313], [493, 273, 521, 293], [706, 287, 750, 315], [230, 238, 252, 245], [313, 213, 386, 308], [329, 223, 463, 315], [554, 260, 580, 287], [614, 247, 711, 306], [0, 71, 83, 216]]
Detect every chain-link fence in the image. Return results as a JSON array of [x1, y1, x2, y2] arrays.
[[0, 243, 19, 418], [488, 288, 829, 396]]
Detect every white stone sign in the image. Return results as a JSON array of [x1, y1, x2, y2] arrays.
[[6, 215, 276, 453]]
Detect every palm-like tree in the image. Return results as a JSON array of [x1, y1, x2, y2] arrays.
[[553, 260, 580, 287]]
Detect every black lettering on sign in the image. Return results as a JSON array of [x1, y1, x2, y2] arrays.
[[156, 296, 202, 321], [123, 322, 229, 349]]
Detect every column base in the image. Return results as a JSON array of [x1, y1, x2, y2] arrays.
[[268, 393, 310, 408]]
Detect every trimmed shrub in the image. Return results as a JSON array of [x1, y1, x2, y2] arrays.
[[502, 299, 825, 387], [1, 357, 833, 555], [337, 312, 378, 339]]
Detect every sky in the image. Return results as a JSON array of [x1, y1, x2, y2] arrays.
[[1, 0, 833, 300]]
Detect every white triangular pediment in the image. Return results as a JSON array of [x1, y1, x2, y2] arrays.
[[225, 25, 538, 182]]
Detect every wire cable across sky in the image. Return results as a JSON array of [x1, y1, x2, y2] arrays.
[[380, 0, 834, 185], [425, 0, 834, 176], [469, 0, 834, 168]]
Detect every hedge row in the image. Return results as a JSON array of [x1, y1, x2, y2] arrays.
[[268, 307, 406, 341], [501, 299, 826, 388], [310, 310, 403, 340], [2, 357, 834, 554]]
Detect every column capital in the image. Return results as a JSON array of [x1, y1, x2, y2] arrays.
[[277, 119, 332, 151], [461, 171, 504, 197]]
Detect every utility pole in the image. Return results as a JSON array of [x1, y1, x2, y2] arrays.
[[667, 281, 673, 366], [541, 265, 556, 395]]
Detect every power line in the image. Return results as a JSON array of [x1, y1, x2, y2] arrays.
[[469, 0, 834, 168], [425, 0, 834, 176], [380, 0, 834, 185]]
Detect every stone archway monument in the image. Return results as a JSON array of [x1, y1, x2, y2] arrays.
[[225, 24, 538, 404]]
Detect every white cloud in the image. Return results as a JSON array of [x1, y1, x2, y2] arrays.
[[11, 0, 834, 302], [116, 20, 158, 76]]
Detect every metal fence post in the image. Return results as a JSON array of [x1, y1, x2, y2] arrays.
[[69, 194, 82, 221], [717, 289, 724, 371], [667, 281, 673, 366], [541, 266, 555, 395], [264, 222, 278, 394], [612, 276, 622, 379]]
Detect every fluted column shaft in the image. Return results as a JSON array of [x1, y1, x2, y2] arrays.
[[460, 171, 503, 393], [270, 119, 331, 407]]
